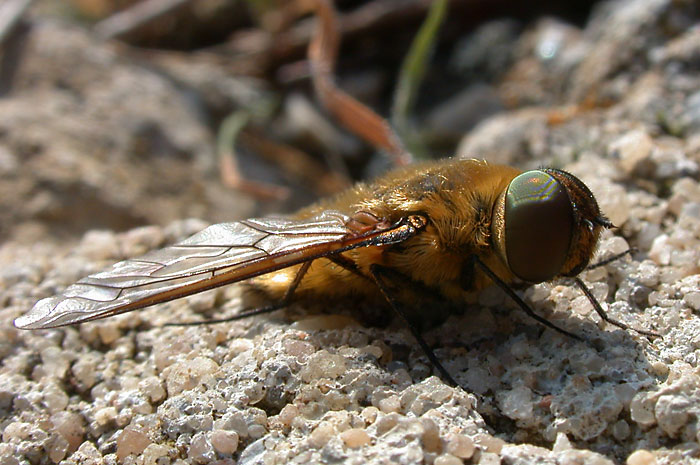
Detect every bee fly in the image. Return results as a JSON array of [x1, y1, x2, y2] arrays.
[[14, 158, 656, 386], [14, 0, 657, 388]]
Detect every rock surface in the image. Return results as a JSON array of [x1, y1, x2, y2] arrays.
[[2, 0, 699, 464]]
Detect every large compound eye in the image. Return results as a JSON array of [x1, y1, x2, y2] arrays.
[[504, 171, 574, 283]]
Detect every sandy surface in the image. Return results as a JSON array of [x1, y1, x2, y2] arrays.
[[2, 0, 700, 464]]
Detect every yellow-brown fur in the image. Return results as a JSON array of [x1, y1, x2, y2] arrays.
[[252, 159, 528, 304]]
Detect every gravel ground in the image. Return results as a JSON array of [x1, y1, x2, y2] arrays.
[[2, 0, 699, 464]]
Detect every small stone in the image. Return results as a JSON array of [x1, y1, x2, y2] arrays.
[[445, 433, 475, 459], [497, 386, 534, 421], [283, 339, 315, 360], [40, 347, 71, 379], [116, 426, 152, 461], [626, 449, 657, 465], [552, 432, 572, 452], [247, 424, 267, 439], [648, 235, 671, 265], [300, 350, 346, 382], [3, 422, 32, 442], [51, 411, 85, 453], [650, 361, 669, 377], [361, 406, 379, 424], [375, 413, 399, 436], [185, 289, 218, 313], [630, 393, 656, 427], [378, 395, 401, 414], [340, 428, 371, 448], [610, 130, 654, 174], [188, 432, 215, 463], [121, 225, 165, 257], [277, 404, 300, 428], [683, 291, 700, 311], [420, 418, 441, 453], [478, 451, 502, 465], [78, 230, 120, 261], [97, 324, 121, 345], [74, 441, 102, 461], [210, 430, 239, 455], [434, 453, 463, 465], [47, 435, 70, 463], [475, 434, 505, 453], [362, 345, 383, 359], [611, 419, 631, 441], [654, 395, 691, 437], [164, 357, 219, 395], [71, 354, 99, 389], [308, 421, 336, 449], [139, 376, 166, 403], [141, 444, 171, 465], [95, 407, 118, 426]]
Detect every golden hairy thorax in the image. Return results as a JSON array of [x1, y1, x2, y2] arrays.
[[253, 159, 523, 303]]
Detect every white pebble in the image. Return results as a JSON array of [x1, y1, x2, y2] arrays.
[[308, 421, 336, 448], [139, 376, 166, 403], [188, 432, 215, 463], [361, 406, 379, 424], [140, 444, 171, 465], [78, 230, 120, 261], [626, 449, 657, 465], [95, 406, 118, 426], [654, 394, 690, 436], [497, 386, 534, 421], [164, 357, 219, 395], [71, 354, 99, 389], [210, 430, 239, 455], [648, 235, 671, 265], [610, 130, 654, 174], [378, 395, 401, 414], [683, 291, 700, 311], [445, 433, 475, 459], [277, 404, 300, 427], [300, 350, 346, 382], [50, 411, 85, 452], [340, 428, 371, 448], [40, 347, 71, 379], [629, 393, 656, 427], [434, 454, 463, 465], [116, 427, 152, 461]]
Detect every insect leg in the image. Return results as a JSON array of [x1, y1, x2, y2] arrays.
[[368, 264, 459, 388], [573, 277, 660, 338], [165, 261, 313, 327], [472, 257, 583, 341], [586, 248, 635, 270]]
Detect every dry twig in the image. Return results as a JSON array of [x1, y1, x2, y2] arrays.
[[305, 0, 412, 166]]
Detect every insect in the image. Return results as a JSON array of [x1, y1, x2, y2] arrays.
[[15, 159, 654, 372], [15, 1, 657, 387], [14, 158, 602, 328]]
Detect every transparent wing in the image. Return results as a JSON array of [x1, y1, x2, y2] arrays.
[[15, 210, 384, 329]]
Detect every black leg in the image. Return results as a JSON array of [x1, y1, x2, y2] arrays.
[[164, 261, 313, 327], [368, 264, 459, 388], [573, 277, 660, 338], [473, 257, 583, 341], [587, 248, 636, 270]]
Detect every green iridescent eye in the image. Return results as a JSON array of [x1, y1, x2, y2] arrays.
[[504, 171, 574, 283]]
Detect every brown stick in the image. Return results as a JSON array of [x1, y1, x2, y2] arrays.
[[305, 0, 412, 166]]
